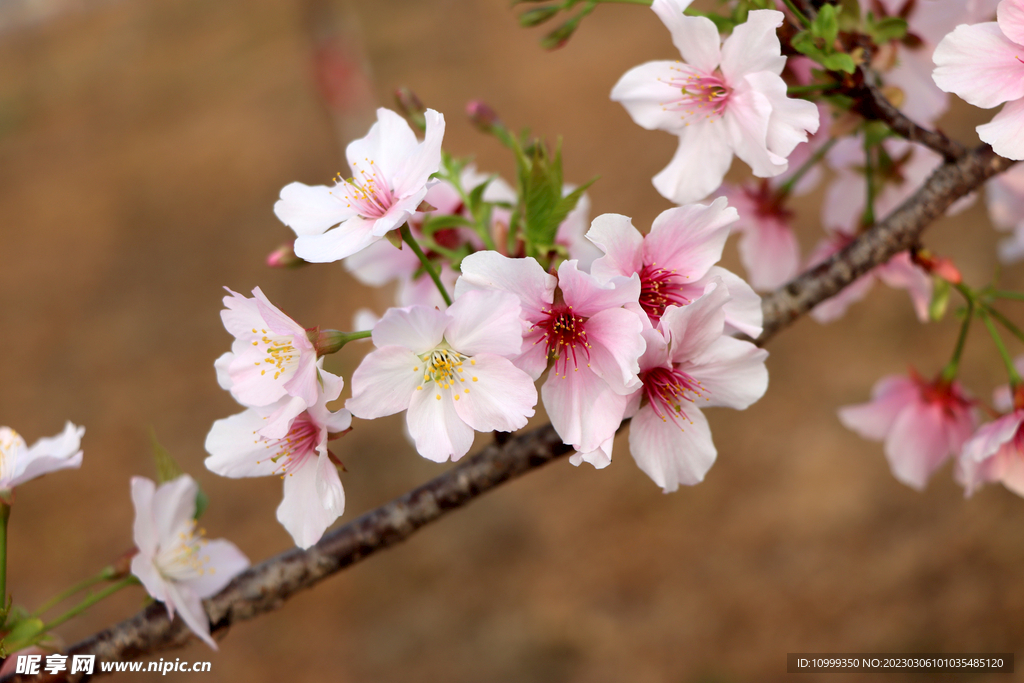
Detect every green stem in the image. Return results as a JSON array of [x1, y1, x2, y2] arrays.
[[781, 0, 810, 26], [982, 311, 1023, 386], [775, 137, 837, 200], [31, 567, 114, 618], [992, 290, 1024, 302], [987, 306, 1024, 347], [940, 292, 973, 382], [0, 502, 8, 629], [400, 224, 452, 306], [593, 0, 652, 5], [41, 576, 137, 634]]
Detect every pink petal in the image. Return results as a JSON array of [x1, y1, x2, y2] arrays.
[[629, 403, 716, 491], [273, 182, 354, 237], [204, 410, 285, 478], [697, 266, 764, 338], [809, 272, 875, 323], [644, 197, 738, 282], [978, 97, 1024, 160], [885, 401, 955, 490], [961, 412, 1024, 463], [586, 213, 645, 282], [758, 71, 820, 158], [558, 260, 641, 318], [445, 290, 524, 358], [998, 0, 1024, 47], [876, 252, 933, 322], [721, 10, 786, 79], [371, 305, 447, 353], [687, 336, 769, 410], [346, 346, 422, 419], [584, 307, 647, 395], [406, 383, 476, 462], [653, 0, 721, 72], [653, 122, 734, 204], [344, 238, 419, 287], [933, 22, 1024, 109], [611, 61, 695, 134], [541, 369, 630, 453], [736, 211, 800, 291], [455, 252, 555, 322], [837, 375, 919, 441], [725, 85, 786, 178], [452, 353, 537, 433], [660, 280, 730, 361], [569, 435, 615, 470], [391, 109, 446, 198]]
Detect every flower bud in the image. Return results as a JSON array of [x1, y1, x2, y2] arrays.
[[266, 241, 308, 269], [518, 6, 559, 27], [466, 100, 502, 134], [394, 87, 426, 131]]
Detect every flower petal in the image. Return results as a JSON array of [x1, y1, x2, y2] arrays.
[[371, 305, 447, 353], [644, 197, 738, 282], [652, 123, 733, 203], [569, 435, 615, 470], [163, 582, 217, 650], [837, 375, 918, 441], [406, 385, 475, 462], [452, 353, 537, 432], [130, 476, 159, 559], [558, 260, 641, 318], [276, 457, 341, 549], [725, 85, 786, 178], [293, 215, 379, 263], [541, 369, 630, 453], [346, 346, 422, 419], [391, 109, 446, 198], [583, 308, 647, 394], [999, 0, 1024, 48], [720, 10, 786, 80], [885, 401, 957, 490], [660, 280, 730, 360], [978, 97, 1024, 160], [181, 539, 250, 599], [611, 61, 700, 134], [204, 409, 283, 478], [444, 290, 524, 358], [688, 336, 769, 409], [10, 422, 84, 488], [933, 22, 1024, 109], [653, 0, 721, 72], [586, 214, 645, 282], [629, 404, 716, 491], [273, 182, 354, 237], [455, 252, 555, 322]]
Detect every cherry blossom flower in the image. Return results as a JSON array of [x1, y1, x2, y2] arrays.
[[957, 409, 1024, 497], [346, 290, 538, 463], [274, 107, 445, 262], [218, 287, 320, 411], [205, 370, 351, 549], [838, 371, 976, 490], [130, 475, 249, 649], [584, 200, 763, 337], [611, 0, 819, 203], [985, 162, 1024, 262], [0, 422, 83, 494], [621, 282, 768, 490], [455, 253, 645, 454], [720, 181, 800, 291], [933, 0, 1024, 160]]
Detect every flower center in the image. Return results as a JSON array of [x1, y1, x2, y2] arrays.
[[155, 521, 211, 582], [640, 366, 708, 427], [255, 413, 320, 477], [665, 68, 731, 123], [415, 347, 475, 401], [333, 158, 396, 219], [0, 428, 25, 485], [638, 262, 690, 324], [536, 305, 591, 378], [251, 328, 298, 381]]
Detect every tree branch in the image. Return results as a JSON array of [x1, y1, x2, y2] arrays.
[[1, 143, 1015, 682]]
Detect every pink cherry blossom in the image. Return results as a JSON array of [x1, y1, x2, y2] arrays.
[[274, 107, 445, 262], [584, 199, 764, 337], [838, 372, 977, 490], [0, 422, 83, 493], [130, 475, 250, 649], [985, 162, 1024, 262], [720, 181, 800, 291], [455, 253, 645, 454], [218, 287, 320, 410], [621, 283, 768, 490], [933, 0, 1024, 160], [611, 0, 819, 203], [806, 228, 932, 323], [205, 370, 351, 549], [957, 409, 1024, 497], [346, 290, 538, 463]]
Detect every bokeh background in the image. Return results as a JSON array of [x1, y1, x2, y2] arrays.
[[1, 0, 1023, 681]]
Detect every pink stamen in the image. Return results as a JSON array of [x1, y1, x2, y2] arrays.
[[334, 159, 396, 219], [640, 366, 708, 427], [535, 305, 592, 378], [257, 413, 320, 477], [662, 68, 731, 122], [638, 263, 690, 324]]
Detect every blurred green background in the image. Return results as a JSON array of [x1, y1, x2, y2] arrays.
[[1, 0, 1023, 681]]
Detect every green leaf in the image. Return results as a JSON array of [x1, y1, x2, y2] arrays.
[[863, 120, 891, 148], [4, 617, 45, 652], [421, 213, 476, 234], [150, 429, 183, 484], [814, 4, 839, 46], [872, 16, 908, 42], [519, 5, 560, 27], [822, 52, 856, 73]]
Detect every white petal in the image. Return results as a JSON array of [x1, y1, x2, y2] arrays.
[[204, 410, 282, 478], [725, 85, 786, 178], [652, 123, 733, 204], [346, 346, 422, 419], [293, 215, 380, 263], [11, 422, 84, 488], [181, 539, 250, 599], [445, 290, 524, 358], [611, 61, 704, 134], [455, 252, 555, 322], [152, 476, 199, 543], [273, 182, 354, 237], [452, 354, 537, 432], [584, 308, 646, 394], [391, 109, 446, 199], [932, 22, 1024, 109], [276, 458, 341, 549], [406, 385, 475, 462], [653, 0, 720, 72], [978, 97, 1024, 160], [541, 369, 630, 453], [586, 214, 645, 282], [720, 10, 786, 80], [660, 281, 730, 360], [372, 305, 447, 353], [164, 582, 217, 650], [346, 107, 418, 181], [629, 404, 716, 491], [569, 435, 615, 470], [687, 336, 769, 410], [130, 476, 159, 559]]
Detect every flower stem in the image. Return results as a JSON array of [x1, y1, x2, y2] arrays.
[[31, 566, 114, 618], [41, 576, 137, 634], [982, 311, 1023, 387], [863, 137, 876, 227], [987, 305, 1024, 347], [781, 0, 810, 26], [786, 82, 840, 95], [992, 290, 1024, 302], [941, 290, 974, 383], [400, 223, 452, 306], [775, 137, 837, 200]]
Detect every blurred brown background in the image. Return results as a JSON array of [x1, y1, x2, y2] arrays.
[[1, 0, 1023, 681]]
